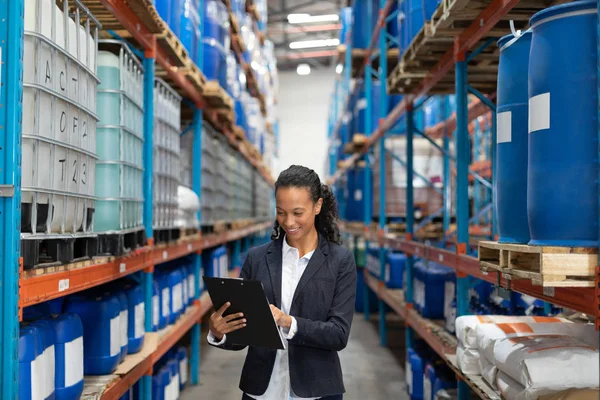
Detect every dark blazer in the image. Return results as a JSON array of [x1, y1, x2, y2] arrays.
[[210, 233, 357, 398]]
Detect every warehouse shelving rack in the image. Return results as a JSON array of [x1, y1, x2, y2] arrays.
[[326, 0, 600, 399], [0, 0, 274, 398]]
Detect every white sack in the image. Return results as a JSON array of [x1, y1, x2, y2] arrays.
[[455, 315, 570, 348], [493, 336, 599, 390], [478, 356, 498, 388], [456, 344, 480, 375], [476, 322, 598, 363], [495, 372, 597, 400]]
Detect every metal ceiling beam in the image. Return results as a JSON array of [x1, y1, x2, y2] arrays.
[[269, 0, 339, 17], [280, 49, 338, 59]]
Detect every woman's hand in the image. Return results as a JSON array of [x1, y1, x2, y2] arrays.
[[209, 302, 246, 341], [270, 305, 292, 329]]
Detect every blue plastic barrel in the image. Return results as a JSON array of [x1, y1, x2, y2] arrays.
[[116, 292, 129, 362], [354, 81, 381, 135], [339, 7, 353, 45], [177, 347, 189, 390], [65, 293, 121, 375], [387, 1, 399, 48], [351, 0, 378, 48], [19, 326, 43, 400], [386, 253, 406, 288], [409, 0, 424, 40], [30, 319, 56, 400], [168, 269, 185, 323], [156, 0, 180, 36], [495, 31, 532, 244], [423, 0, 439, 23], [399, 0, 410, 55], [528, 1, 598, 247], [204, 0, 227, 45], [179, 0, 201, 64], [423, 97, 441, 128], [155, 0, 172, 29], [202, 39, 225, 82], [125, 283, 145, 354], [47, 313, 84, 400]]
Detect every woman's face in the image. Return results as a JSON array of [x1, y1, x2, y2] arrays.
[[276, 186, 322, 241]]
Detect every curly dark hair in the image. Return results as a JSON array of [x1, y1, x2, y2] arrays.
[[271, 165, 342, 245]]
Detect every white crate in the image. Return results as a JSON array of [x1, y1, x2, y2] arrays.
[[95, 40, 144, 233], [22, 0, 100, 235], [153, 78, 181, 230]]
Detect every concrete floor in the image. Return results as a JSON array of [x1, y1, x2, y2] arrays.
[[181, 313, 410, 400]]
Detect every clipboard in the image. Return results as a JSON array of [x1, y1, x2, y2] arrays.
[[203, 276, 286, 350]]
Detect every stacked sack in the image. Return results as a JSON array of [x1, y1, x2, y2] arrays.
[[455, 315, 599, 399]]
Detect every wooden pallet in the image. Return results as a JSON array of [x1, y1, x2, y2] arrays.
[[387, 0, 563, 94], [80, 0, 163, 33], [204, 81, 234, 110], [478, 241, 597, 287], [233, 126, 246, 141], [156, 23, 189, 68], [337, 45, 399, 79]]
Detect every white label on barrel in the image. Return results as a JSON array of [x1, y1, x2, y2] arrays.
[[189, 274, 195, 298], [173, 283, 183, 313], [153, 295, 159, 327], [135, 302, 145, 339], [110, 316, 120, 357], [497, 111, 512, 143], [424, 375, 432, 400], [47, 344, 55, 396], [58, 279, 70, 292], [529, 92, 550, 133], [64, 336, 83, 387], [162, 288, 170, 318], [31, 356, 43, 400], [406, 359, 413, 395], [180, 357, 188, 385], [120, 310, 128, 347]]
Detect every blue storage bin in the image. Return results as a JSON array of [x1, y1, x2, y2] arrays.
[[66, 293, 121, 375], [152, 366, 171, 400], [47, 313, 84, 400], [496, 31, 532, 244], [177, 347, 189, 390], [168, 268, 185, 323], [30, 319, 56, 400], [202, 39, 226, 82], [19, 325, 43, 400], [407, 348, 425, 400], [203, 0, 228, 46], [413, 261, 455, 319], [528, 0, 598, 247], [125, 283, 145, 354], [386, 252, 406, 288], [155, 273, 171, 329]]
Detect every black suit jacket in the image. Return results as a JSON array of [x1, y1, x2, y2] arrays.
[[209, 233, 357, 398]]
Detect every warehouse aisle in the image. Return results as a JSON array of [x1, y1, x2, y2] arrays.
[[182, 314, 409, 399]]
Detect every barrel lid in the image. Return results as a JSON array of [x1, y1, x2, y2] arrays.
[[530, 0, 596, 27], [497, 30, 532, 50]]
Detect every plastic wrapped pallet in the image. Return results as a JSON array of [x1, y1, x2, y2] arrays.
[[493, 336, 599, 390], [478, 356, 498, 387], [476, 321, 598, 363], [456, 344, 480, 375], [455, 315, 569, 348]]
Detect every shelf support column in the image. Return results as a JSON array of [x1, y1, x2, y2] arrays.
[[455, 48, 472, 400], [0, 0, 23, 397], [378, 0, 390, 348], [406, 102, 415, 350], [442, 98, 451, 235], [140, 40, 156, 400], [143, 42, 156, 242]]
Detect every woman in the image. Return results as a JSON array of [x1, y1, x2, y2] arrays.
[[208, 165, 357, 400]]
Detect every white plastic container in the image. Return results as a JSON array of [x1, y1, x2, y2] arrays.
[[153, 79, 181, 230], [95, 40, 144, 232], [22, 0, 100, 235]]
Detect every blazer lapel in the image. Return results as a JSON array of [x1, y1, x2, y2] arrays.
[[292, 235, 329, 305], [266, 238, 283, 308]]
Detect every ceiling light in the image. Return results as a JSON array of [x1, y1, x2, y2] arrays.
[[289, 38, 340, 50], [296, 64, 311, 76], [336, 64, 343, 74], [287, 13, 339, 24]]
